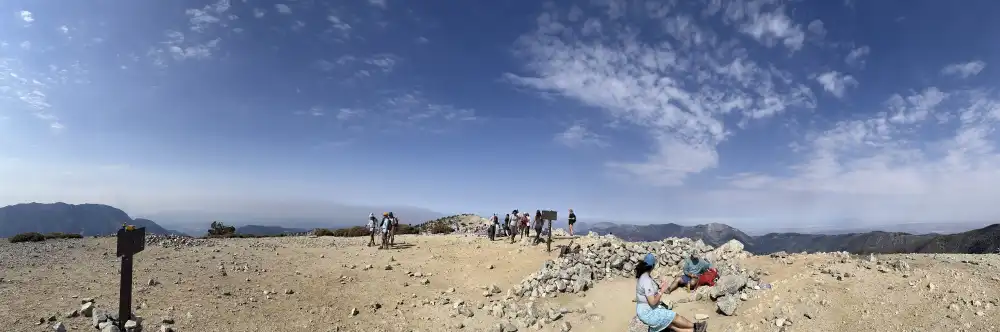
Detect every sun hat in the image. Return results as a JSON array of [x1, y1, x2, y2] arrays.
[[644, 253, 656, 266]]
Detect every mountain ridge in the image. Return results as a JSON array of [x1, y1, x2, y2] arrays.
[[0, 202, 176, 237], [585, 221, 1000, 254]]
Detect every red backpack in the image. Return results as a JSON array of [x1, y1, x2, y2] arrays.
[[698, 268, 719, 286]]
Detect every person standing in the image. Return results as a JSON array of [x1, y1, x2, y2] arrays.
[[379, 212, 391, 249], [533, 210, 544, 243], [366, 213, 378, 247], [568, 209, 577, 237], [520, 213, 530, 238], [503, 214, 511, 238]]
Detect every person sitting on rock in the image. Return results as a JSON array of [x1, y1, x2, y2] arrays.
[[635, 253, 705, 332], [666, 251, 713, 293]]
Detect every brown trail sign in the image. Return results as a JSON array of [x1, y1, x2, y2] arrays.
[[116, 225, 145, 328], [541, 210, 557, 252]]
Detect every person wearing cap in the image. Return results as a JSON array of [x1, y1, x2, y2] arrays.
[[366, 213, 378, 247], [635, 253, 703, 332], [665, 251, 713, 294]]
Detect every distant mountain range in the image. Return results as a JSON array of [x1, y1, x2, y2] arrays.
[[3, 203, 998, 254], [0, 203, 178, 237], [235, 225, 309, 236], [583, 222, 1000, 254]]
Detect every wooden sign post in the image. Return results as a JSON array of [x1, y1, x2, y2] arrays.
[[116, 225, 145, 327], [541, 210, 557, 252]]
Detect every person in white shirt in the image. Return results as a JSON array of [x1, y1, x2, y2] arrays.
[[366, 213, 378, 247], [634, 253, 703, 332]]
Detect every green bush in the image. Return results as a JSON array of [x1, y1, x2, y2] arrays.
[[427, 223, 454, 234], [396, 224, 420, 235], [44, 232, 83, 240], [313, 228, 336, 237], [206, 221, 236, 237], [9, 232, 46, 243]]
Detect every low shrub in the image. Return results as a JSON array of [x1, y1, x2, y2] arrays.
[[44, 232, 83, 240], [313, 228, 336, 237], [427, 223, 455, 234], [9, 232, 46, 243]]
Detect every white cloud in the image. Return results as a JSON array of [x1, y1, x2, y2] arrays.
[[275, 4, 292, 14], [0, 58, 67, 129], [367, 0, 387, 9], [736, 6, 806, 51], [815, 71, 858, 98], [19, 41, 31, 50], [806, 20, 825, 38], [19, 10, 33, 23], [941, 60, 986, 79], [555, 124, 608, 149], [507, 0, 815, 185], [845, 46, 870, 68], [59, 25, 69, 34], [717, 87, 1000, 223], [253, 8, 266, 18]]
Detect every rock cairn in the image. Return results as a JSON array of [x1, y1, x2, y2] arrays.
[[44, 297, 176, 332], [486, 235, 762, 331], [145, 234, 209, 248]]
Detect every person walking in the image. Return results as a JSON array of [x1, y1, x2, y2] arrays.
[[520, 213, 530, 239], [366, 213, 378, 247], [389, 212, 399, 245], [568, 209, 577, 237]]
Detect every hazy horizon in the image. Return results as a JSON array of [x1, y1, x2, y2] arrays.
[[5, 1, 1000, 229]]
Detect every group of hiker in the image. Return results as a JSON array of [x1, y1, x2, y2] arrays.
[[366, 212, 399, 249], [634, 250, 716, 332], [485, 209, 577, 243]]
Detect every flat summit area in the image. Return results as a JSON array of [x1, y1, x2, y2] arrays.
[[2, 233, 999, 332]]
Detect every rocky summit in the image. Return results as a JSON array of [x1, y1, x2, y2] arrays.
[[1, 227, 999, 332]]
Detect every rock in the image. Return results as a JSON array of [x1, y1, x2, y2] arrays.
[[559, 321, 572, 332], [694, 313, 709, 320], [81, 302, 95, 317], [124, 319, 140, 332], [349, 308, 359, 316], [284, 289, 295, 295], [716, 294, 739, 316], [53, 322, 67, 332], [102, 324, 121, 332], [502, 322, 518, 332], [421, 279, 430, 285]]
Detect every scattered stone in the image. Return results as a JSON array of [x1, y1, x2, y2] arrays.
[[694, 313, 709, 320]]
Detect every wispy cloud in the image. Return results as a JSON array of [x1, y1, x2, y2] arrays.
[[941, 60, 986, 79], [815, 71, 858, 99], [845, 46, 870, 68], [0, 58, 66, 130], [555, 124, 608, 148], [507, 0, 816, 185], [367, 0, 388, 9], [275, 4, 292, 15], [149, 0, 233, 67]]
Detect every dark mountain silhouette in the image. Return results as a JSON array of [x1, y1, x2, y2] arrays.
[[235, 225, 309, 236], [0, 203, 176, 237], [587, 222, 1000, 254]]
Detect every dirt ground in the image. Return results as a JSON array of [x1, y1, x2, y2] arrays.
[[2, 234, 999, 332]]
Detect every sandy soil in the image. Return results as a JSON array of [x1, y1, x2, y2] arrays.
[[2, 234, 999, 332]]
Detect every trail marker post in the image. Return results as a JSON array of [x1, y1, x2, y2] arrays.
[[541, 210, 557, 252], [116, 225, 145, 328]]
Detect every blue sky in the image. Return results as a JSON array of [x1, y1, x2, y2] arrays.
[[2, 0, 1000, 230]]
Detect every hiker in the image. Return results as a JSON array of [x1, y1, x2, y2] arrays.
[[389, 212, 399, 245], [533, 210, 544, 242], [489, 214, 499, 241], [509, 210, 519, 243], [366, 213, 378, 247], [521, 213, 530, 238], [379, 212, 391, 249], [665, 251, 714, 294], [635, 253, 705, 332], [568, 209, 577, 236], [503, 214, 511, 237]]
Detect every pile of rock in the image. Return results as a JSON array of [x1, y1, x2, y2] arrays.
[[47, 297, 172, 332], [504, 235, 762, 332], [145, 234, 208, 248]]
